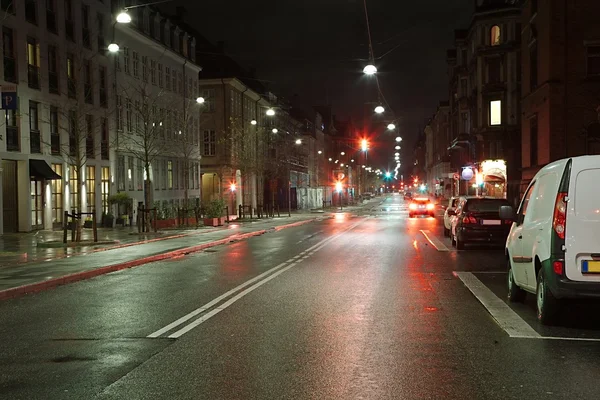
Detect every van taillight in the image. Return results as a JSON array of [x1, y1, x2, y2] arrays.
[[552, 192, 567, 239], [553, 260, 564, 275]]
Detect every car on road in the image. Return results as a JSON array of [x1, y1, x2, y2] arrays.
[[443, 197, 460, 237], [408, 197, 435, 218], [500, 156, 600, 324], [404, 192, 413, 201], [449, 197, 512, 250]]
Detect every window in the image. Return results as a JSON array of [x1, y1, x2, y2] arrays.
[[67, 53, 76, 98], [490, 25, 501, 46], [142, 55, 148, 82], [530, 115, 538, 166], [83, 59, 93, 104], [5, 108, 19, 151], [123, 47, 130, 74], [126, 98, 132, 132], [86, 114, 94, 158], [97, 13, 105, 50], [29, 101, 41, 153], [99, 66, 107, 107], [69, 166, 78, 212], [3, 27, 16, 83], [86, 166, 95, 212], [81, 4, 90, 48], [165, 67, 171, 90], [587, 45, 600, 76], [530, 42, 539, 88], [150, 59, 156, 85], [48, 46, 59, 94], [68, 110, 77, 156], [518, 181, 536, 219], [25, 0, 38, 24], [203, 130, 216, 156], [135, 100, 140, 132], [531, 0, 538, 14], [51, 164, 63, 225], [115, 52, 121, 71], [133, 51, 139, 78], [27, 37, 41, 89], [161, 160, 167, 190], [172, 73, 177, 93], [101, 167, 110, 213], [64, 0, 74, 41], [489, 100, 501, 126], [117, 156, 125, 191], [487, 58, 501, 83], [101, 117, 109, 160], [47, 0, 57, 33], [460, 78, 467, 97], [167, 160, 173, 189], [158, 63, 163, 87], [116, 95, 123, 131], [50, 107, 60, 155], [177, 72, 182, 94], [2, 0, 15, 14], [202, 89, 216, 112], [128, 156, 134, 190]]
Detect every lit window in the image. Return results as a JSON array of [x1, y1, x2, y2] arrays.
[[490, 100, 502, 126], [491, 26, 501, 46]]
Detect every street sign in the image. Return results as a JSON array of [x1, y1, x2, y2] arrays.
[[1, 85, 17, 110]]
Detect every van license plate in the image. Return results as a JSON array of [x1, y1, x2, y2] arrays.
[[582, 260, 600, 273], [481, 220, 501, 225]]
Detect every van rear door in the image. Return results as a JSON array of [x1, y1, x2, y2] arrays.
[[565, 156, 600, 282]]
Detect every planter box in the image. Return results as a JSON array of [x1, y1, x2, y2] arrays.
[[203, 217, 219, 227], [219, 217, 226, 226], [155, 218, 177, 229]]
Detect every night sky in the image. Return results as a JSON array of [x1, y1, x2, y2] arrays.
[[161, 0, 473, 173]]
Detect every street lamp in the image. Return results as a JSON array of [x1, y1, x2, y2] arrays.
[[394, 152, 399, 156], [395, 136, 402, 142], [374, 105, 385, 114], [272, 128, 278, 133], [107, 43, 120, 53], [295, 139, 302, 145], [363, 64, 377, 75], [250, 119, 257, 125], [196, 96, 205, 104], [318, 150, 322, 154], [361, 139, 368, 152], [340, 151, 345, 155], [116, 10, 132, 23], [395, 145, 401, 150], [266, 108, 275, 116], [387, 123, 396, 130]]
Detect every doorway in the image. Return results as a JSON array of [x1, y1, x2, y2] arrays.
[[2, 160, 18, 233], [30, 180, 44, 230]]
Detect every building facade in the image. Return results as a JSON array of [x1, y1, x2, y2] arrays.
[[520, 0, 600, 191], [447, 0, 522, 203], [111, 1, 202, 224], [424, 101, 451, 197], [1, 0, 114, 233]]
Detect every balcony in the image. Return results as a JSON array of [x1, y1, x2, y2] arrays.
[[51, 133, 60, 155], [46, 10, 57, 33], [6, 126, 19, 152], [30, 130, 41, 154], [27, 65, 40, 89], [68, 79, 77, 99], [3, 57, 16, 83], [49, 71, 59, 94], [101, 141, 109, 160]]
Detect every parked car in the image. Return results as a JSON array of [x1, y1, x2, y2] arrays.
[[450, 197, 512, 250], [404, 192, 413, 201], [500, 156, 600, 324], [408, 197, 435, 218], [443, 197, 460, 237]]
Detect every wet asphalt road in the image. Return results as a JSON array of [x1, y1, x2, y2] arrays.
[[2, 194, 600, 399]]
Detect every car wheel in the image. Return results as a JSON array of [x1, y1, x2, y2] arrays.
[[536, 269, 559, 325], [456, 236, 466, 250], [451, 233, 456, 247], [507, 262, 526, 303]]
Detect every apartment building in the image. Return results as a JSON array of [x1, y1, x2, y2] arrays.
[[1, 0, 114, 233], [424, 101, 451, 196], [111, 1, 202, 222], [520, 0, 600, 191]]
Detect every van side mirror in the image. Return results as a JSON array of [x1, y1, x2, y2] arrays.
[[499, 206, 516, 221], [447, 208, 456, 216]]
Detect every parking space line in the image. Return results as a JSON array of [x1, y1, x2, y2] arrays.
[[453, 271, 541, 338], [420, 230, 450, 252]]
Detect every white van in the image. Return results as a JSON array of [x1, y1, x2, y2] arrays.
[[500, 156, 600, 324]]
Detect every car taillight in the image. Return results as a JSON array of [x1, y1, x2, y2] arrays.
[[552, 192, 567, 239], [426, 203, 434, 210], [462, 214, 477, 224], [553, 260, 564, 275], [409, 203, 417, 210], [504, 220, 512, 225]]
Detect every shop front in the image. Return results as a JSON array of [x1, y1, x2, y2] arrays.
[[480, 160, 507, 198]]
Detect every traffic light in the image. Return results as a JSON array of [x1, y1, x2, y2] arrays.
[[361, 139, 368, 152]]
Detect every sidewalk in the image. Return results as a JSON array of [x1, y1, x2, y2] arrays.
[[0, 201, 379, 300]]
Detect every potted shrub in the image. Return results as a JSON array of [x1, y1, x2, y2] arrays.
[[204, 198, 225, 227], [84, 217, 93, 228], [103, 212, 114, 228]]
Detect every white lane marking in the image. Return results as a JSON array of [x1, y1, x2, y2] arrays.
[[515, 335, 600, 342], [453, 271, 541, 338], [149, 220, 364, 338], [420, 230, 450, 252]]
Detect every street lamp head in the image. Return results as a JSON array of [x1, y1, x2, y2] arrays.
[[340, 163, 344, 167], [318, 150, 322, 154], [272, 128, 278, 133], [361, 139, 368, 152], [116, 10, 132, 23], [295, 139, 302, 145], [385, 172, 392, 178], [266, 108, 275, 117], [196, 96, 205, 104], [394, 152, 399, 156], [351, 159, 354, 162], [340, 151, 345, 155], [374, 106, 385, 114], [250, 119, 257, 125], [363, 64, 377, 75], [328, 157, 332, 161], [395, 136, 402, 142], [387, 123, 396, 130], [107, 43, 120, 53], [395, 145, 401, 150]]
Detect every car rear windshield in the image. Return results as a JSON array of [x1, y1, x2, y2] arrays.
[[464, 199, 509, 213], [414, 199, 430, 204]]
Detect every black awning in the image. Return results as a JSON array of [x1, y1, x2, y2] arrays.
[[29, 159, 61, 180]]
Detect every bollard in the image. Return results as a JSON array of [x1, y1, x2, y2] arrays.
[[63, 211, 68, 243]]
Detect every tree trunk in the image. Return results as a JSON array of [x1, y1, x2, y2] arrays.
[[144, 161, 153, 232], [76, 166, 84, 242]]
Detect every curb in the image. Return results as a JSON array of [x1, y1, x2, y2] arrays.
[[0, 217, 320, 301]]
